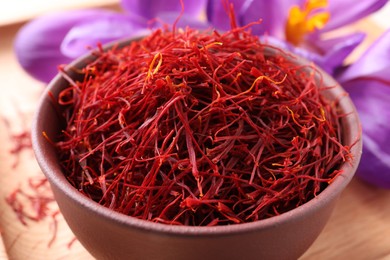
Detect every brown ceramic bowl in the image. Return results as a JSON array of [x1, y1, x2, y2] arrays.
[[32, 38, 362, 260]]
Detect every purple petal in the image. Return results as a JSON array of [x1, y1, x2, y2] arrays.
[[261, 33, 364, 75], [61, 13, 146, 58], [343, 80, 390, 188], [338, 29, 390, 84], [239, 0, 302, 38], [207, 0, 301, 38], [121, 0, 207, 20], [14, 10, 129, 83], [154, 13, 209, 30], [307, 32, 365, 73], [207, 0, 246, 31], [324, 0, 388, 31], [261, 35, 323, 63]]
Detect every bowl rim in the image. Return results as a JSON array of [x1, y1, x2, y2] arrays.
[[32, 37, 362, 237]]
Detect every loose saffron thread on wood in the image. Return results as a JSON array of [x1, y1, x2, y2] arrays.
[[5, 176, 60, 247], [52, 22, 353, 226], [2, 116, 33, 168], [2, 107, 76, 247]]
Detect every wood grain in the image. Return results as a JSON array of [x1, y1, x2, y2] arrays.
[[0, 18, 389, 260]]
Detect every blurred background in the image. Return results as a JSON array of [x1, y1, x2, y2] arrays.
[[0, 0, 389, 27]]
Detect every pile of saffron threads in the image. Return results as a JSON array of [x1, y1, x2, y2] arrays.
[[54, 26, 352, 226]]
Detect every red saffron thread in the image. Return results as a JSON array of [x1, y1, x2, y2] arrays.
[[2, 116, 33, 168], [67, 237, 77, 249], [52, 22, 353, 226], [5, 176, 60, 247]]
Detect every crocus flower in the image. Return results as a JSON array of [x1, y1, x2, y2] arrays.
[[15, 0, 387, 83], [207, 0, 387, 74], [337, 30, 390, 189], [15, 0, 207, 82], [15, 10, 146, 82]]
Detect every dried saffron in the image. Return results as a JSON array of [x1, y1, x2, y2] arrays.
[[5, 176, 60, 247], [3, 110, 66, 247], [53, 22, 352, 226], [2, 117, 33, 168]]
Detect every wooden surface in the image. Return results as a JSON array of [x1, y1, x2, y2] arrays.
[[1, 17, 390, 260]]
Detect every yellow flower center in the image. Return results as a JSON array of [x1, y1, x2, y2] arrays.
[[285, 0, 330, 46]]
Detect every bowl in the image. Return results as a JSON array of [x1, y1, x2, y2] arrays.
[[32, 37, 362, 260]]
